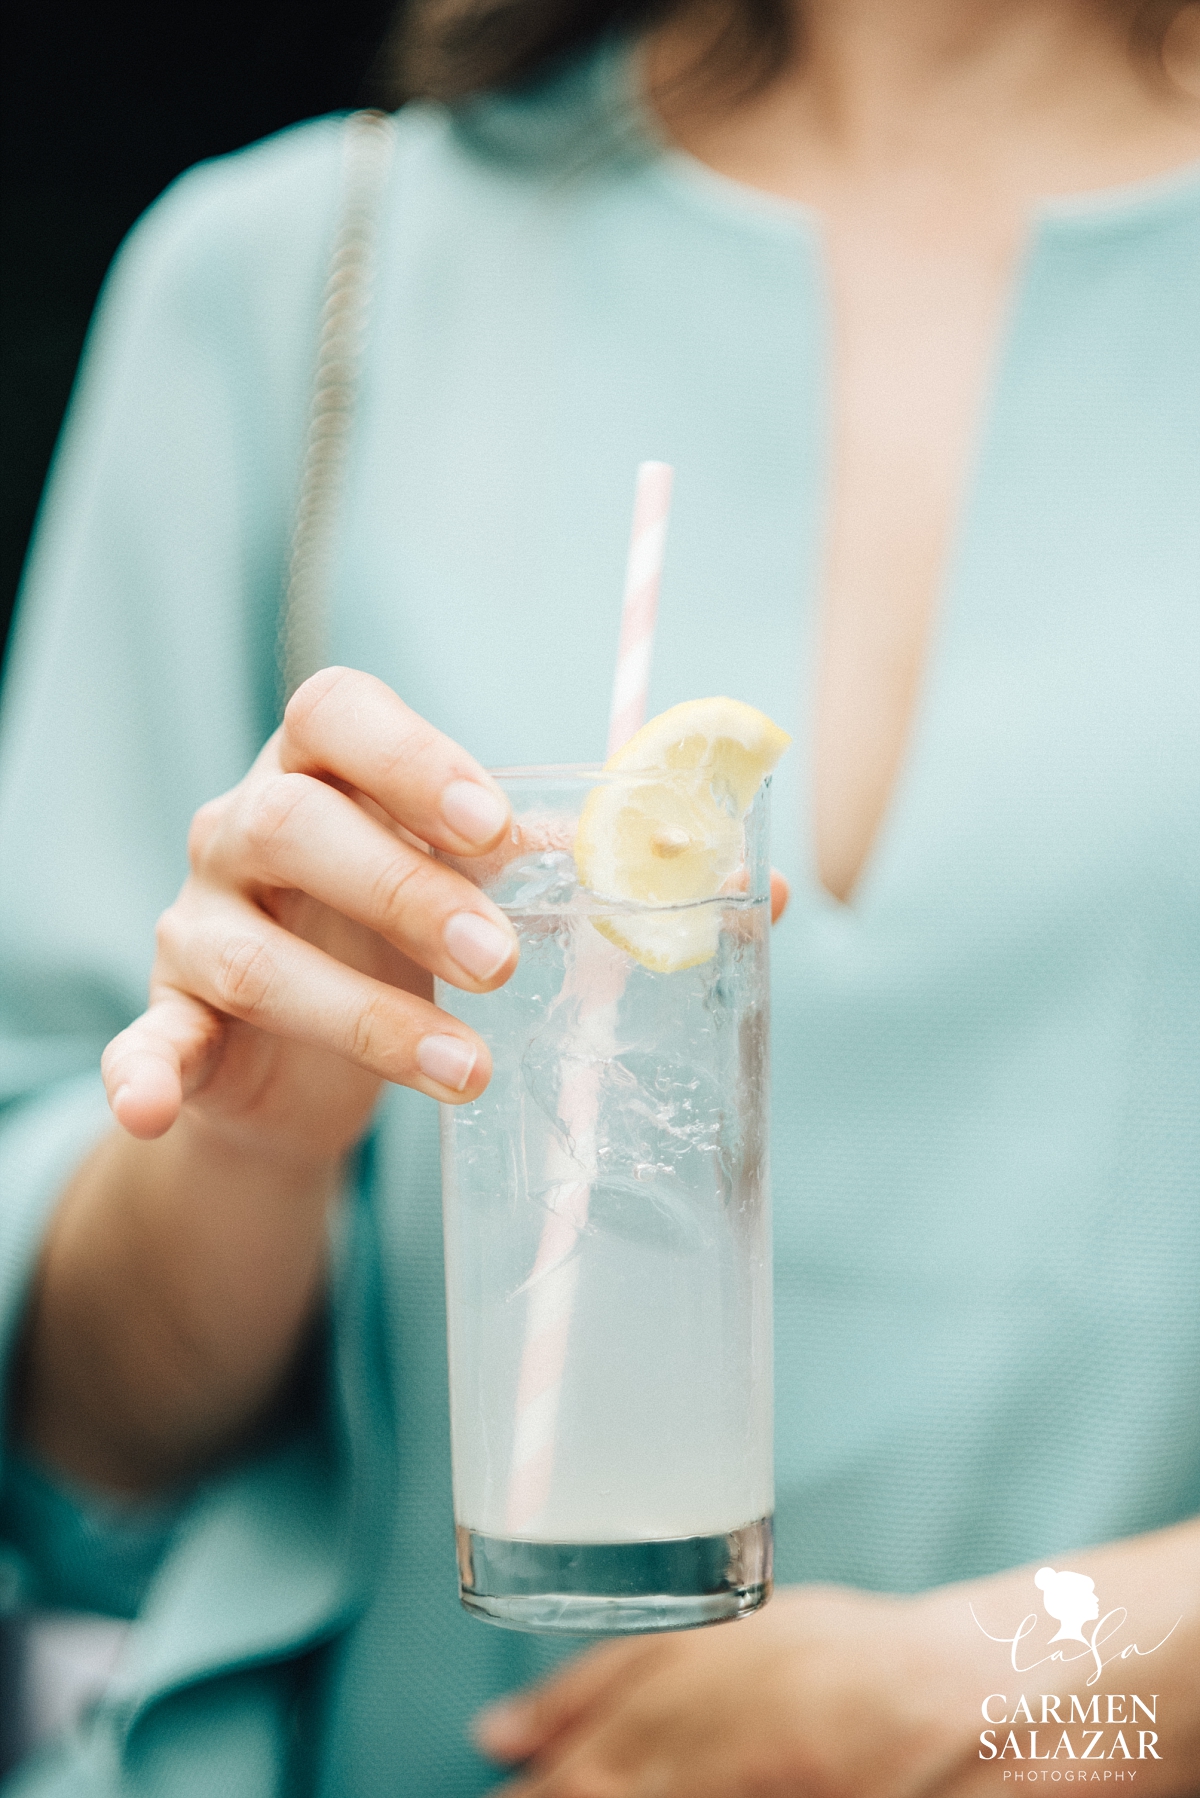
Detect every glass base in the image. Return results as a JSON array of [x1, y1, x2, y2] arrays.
[[455, 1517, 772, 1635]]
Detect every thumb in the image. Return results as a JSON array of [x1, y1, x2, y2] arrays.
[[101, 990, 226, 1139]]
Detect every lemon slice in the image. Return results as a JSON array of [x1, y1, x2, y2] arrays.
[[574, 698, 791, 971]]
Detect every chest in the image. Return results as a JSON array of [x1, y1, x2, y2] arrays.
[[815, 206, 1023, 896], [326, 154, 1200, 921]]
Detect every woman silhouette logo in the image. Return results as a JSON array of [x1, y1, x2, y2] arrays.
[[1034, 1567, 1101, 1644]]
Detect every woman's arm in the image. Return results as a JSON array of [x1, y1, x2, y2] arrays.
[[475, 1515, 1200, 1796], [13, 1111, 338, 1492], [12, 668, 522, 1493]]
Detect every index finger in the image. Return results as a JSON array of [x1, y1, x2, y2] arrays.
[[280, 667, 511, 857]]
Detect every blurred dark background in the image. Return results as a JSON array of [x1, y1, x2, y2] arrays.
[[0, 0, 401, 672]]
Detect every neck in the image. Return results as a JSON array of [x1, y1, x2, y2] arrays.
[[793, 0, 1133, 138], [646, 0, 1199, 193]]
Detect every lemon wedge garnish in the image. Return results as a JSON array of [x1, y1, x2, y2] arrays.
[[574, 698, 791, 972]]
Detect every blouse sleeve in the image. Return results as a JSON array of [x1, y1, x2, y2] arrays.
[[0, 118, 343, 1617]]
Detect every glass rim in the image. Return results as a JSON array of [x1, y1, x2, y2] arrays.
[[485, 762, 607, 779], [485, 763, 775, 787]]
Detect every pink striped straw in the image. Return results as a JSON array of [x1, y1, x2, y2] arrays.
[[503, 943, 626, 1536], [607, 461, 675, 759], [504, 461, 675, 1538]]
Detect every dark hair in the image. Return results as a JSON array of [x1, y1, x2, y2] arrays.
[[384, 0, 1191, 108], [386, 0, 790, 103]]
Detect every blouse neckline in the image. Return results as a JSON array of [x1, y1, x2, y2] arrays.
[[600, 33, 1200, 244]]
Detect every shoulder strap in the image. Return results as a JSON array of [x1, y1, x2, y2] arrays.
[[277, 108, 397, 713]]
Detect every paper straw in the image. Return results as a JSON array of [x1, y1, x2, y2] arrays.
[[503, 943, 626, 1535], [504, 462, 675, 1537], [607, 461, 674, 759]]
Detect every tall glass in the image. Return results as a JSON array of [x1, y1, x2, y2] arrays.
[[435, 767, 774, 1634]]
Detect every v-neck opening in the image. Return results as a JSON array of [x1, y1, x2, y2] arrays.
[[807, 219, 1043, 920]]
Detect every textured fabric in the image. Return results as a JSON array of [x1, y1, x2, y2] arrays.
[[0, 1457, 179, 1621], [1, 36, 1198, 1795]]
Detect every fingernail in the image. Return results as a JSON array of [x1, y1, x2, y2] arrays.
[[444, 911, 515, 982], [441, 779, 508, 847], [111, 1083, 131, 1115], [417, 1034, 477, 1093]]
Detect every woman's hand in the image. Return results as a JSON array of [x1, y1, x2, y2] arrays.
[[473, 1587, 981, 1798], [475, 1522, 1200, 1797], [16, 668, 521, 1491], [101, 665, 518, 1163]]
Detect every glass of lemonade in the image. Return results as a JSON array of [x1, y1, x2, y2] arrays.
[[435, 762, 775, 1634]]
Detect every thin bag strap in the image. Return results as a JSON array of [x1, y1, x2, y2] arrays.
[[277, 108, 397, 713]]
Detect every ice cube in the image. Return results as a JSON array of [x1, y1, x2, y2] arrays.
[[491, 850, 579, 910]]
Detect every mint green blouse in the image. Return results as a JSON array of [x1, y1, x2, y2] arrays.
[[1, 40, 1198, 1797]]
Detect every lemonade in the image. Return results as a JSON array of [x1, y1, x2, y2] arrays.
[[436, 703, 788, 1633]]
